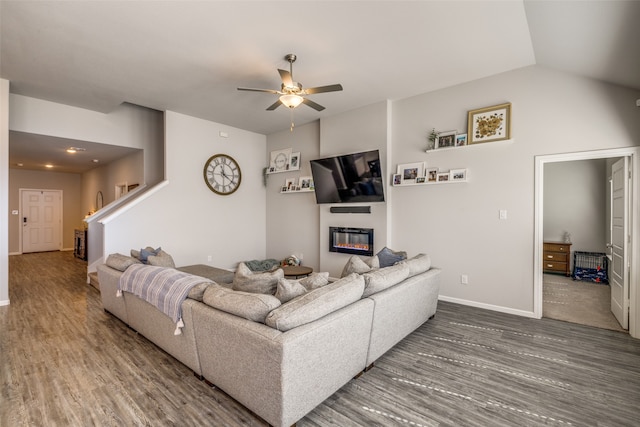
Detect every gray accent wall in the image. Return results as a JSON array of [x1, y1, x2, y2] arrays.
[[544, 159, 608, 257]]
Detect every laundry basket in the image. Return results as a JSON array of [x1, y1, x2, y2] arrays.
[[572, 251, 608, 283]]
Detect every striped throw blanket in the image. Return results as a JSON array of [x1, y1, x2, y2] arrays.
[[118, 264, 212, 335]]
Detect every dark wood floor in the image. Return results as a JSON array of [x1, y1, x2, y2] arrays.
[[2, 251, 640, 426]]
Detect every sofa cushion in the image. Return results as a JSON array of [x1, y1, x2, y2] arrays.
[[265, 273, 365, 332], [399, 253, 431, 277], [187, 282, 210, 302], [361, 263, 411, 297], [274, 278, 308, 303], [105, 253, 141, 271], [232, 262, 284, 294], [203, 284, 281, 323], [147, 250, 176, 269], [341, 256, 374, 277], [376, 247, 407, 267], [299, 272, 330, 290]]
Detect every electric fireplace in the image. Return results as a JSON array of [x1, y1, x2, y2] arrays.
[[329, 227, 374, 256]]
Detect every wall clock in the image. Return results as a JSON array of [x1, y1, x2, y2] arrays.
[[203, 154, 242, 195]]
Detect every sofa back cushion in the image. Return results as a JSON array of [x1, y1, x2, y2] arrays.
[[232, 262, 284, 294], [106, 253, 142, 271], [361, 263, 411, 297], [203, 284, 281, 323], [265, 273, 365, 332], [399, 253, 431, 277]]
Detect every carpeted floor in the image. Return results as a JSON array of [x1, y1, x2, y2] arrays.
[[543, 273, 626, 332]]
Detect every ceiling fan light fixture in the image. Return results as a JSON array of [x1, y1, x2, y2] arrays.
[[279, 94, 304, 109]]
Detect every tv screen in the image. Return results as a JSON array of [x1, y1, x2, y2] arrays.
[[310, 150, 385, 204]]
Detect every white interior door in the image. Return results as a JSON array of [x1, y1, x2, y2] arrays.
[[21, 189, 62, 253], [610, 158, 629, 329]]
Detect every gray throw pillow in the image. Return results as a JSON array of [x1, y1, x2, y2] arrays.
[[274, 278, 308, 303], [341, 256, 373, 277], [147, 250, 176, 269], [376, 247, 407, 268], [362, 263, 411, 297], [203, 284, 281, 323], [265, 273, 365, 332], [105, 253, 141, 271], [299, 272, 330, 290], [399, 253, 431, 277], [232, 262, 284, 294], [187, 282, 210, 302]]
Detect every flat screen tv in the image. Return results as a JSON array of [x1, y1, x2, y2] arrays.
[[310, 149, 385, 204]]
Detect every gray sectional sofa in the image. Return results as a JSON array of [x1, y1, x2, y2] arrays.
[[97, 254, 441, 427]]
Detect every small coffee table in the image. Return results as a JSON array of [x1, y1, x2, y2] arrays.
[[282, 265, 313, 279]]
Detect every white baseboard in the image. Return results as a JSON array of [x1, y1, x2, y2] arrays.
[[0, 299, 10, 306], [438, 295, 538, 319]]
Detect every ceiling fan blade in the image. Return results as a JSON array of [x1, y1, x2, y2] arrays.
[[278, 69, 293, 88], [304, 84, 343, 95], [237, 87, 280, 94], [302, 98, 325, 111], [266, 99, 282, 111]]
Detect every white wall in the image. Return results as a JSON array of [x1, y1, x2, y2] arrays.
[[544, 159, 608, 256], [266, 121, 321, 269], [0, 79, 9, 305], [9, 96, 164, 186], [319, 101, 390, 276], [102, 111, 267, 270], [391, 65, 640, 314]]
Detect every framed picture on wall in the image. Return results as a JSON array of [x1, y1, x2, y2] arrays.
[[392, 174, 402, 186], [269, 148, 292, 172], [435, 131, 456, 149], [467, 103, 511, 144], [289, 152, 300, 171]]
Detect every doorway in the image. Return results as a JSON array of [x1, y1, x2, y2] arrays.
[[534, 148, 639, 339], [20, 189, 62, 253]]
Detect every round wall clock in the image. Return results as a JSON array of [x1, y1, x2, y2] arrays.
[[203, 154, 242, 195]]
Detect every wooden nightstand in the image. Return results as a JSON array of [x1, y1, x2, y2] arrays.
[[543, 241, 572, 276]]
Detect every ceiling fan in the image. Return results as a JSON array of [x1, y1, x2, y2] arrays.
[[238, 54, 343, 111]]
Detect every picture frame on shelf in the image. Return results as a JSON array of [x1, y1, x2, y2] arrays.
[[416, 177, 426, 184], [299, 176, 313, 190], [467, 102, 511, 144], [284, 178, 296, 191], [427, 168, 438, 182], [437, 172, 450, 182], [392, 174, 402, 186], [397, 162, 425, 182], [435, 131, 456, 149], [289, 152, 300, 171], [269, 148, 292, 172], [450, 168, 467, 181], [455, 133, 467, 147]]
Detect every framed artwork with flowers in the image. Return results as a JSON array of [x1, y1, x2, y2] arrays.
[[467, 103, 511, 144]]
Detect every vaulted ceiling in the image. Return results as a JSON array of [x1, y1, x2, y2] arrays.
[[2, 1, 639, 172]]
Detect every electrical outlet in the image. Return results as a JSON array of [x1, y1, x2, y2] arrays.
[[207, 255, 212, 262], [499, 209, 508, 220], [461, 274, 469, 285]]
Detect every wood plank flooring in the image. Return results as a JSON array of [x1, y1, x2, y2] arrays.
[[2, 251, 640, 426]]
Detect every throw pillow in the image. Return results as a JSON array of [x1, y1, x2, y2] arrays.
[[203, 284, 281, 323], [232, 262, 284, 294], [400, 253, 431, 277], [105, 253, 141, 271], [147, 250, 176, 269], [361, 263, 411, 297], [367, 255, 380, 269], [299, 272, 330, 290], [265, 273, 365, 332], [341, 256, 373, 277], [376, 247, 407, 268], [131, 246, 161, 264], [274, 278, 308, 303], [187, 282, 210, 302]]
